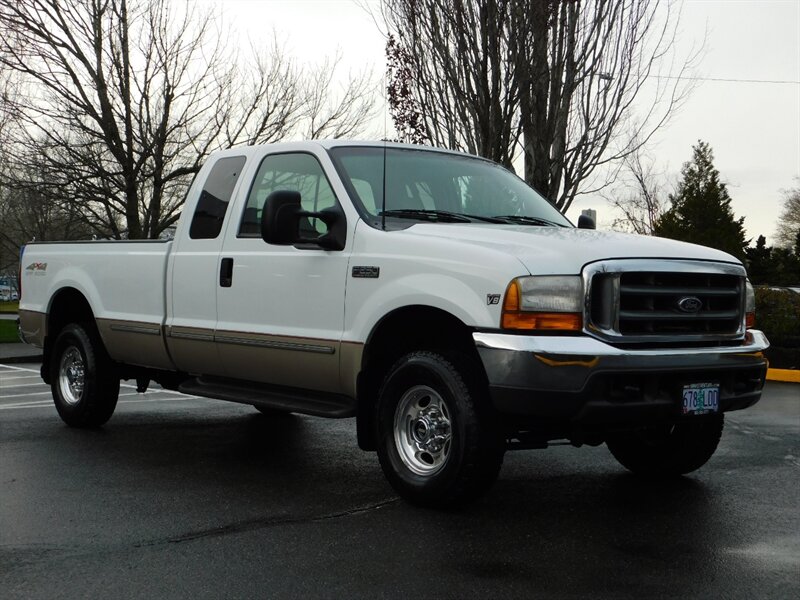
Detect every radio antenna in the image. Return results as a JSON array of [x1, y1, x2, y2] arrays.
[[381, 140, 387, 231]]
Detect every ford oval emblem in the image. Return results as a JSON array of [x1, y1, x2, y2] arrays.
[[677, 296, 703, 313]]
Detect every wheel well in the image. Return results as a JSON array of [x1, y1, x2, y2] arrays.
[[42, 288, 96, 384], [356, 306, 484, 451]]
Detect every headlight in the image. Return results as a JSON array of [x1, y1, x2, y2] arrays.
[[501, 276, 583, 331], [745, 280, 755, 328]]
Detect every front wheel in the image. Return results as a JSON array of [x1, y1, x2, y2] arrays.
[[51, 323, 120, 428], [606, 414, 725, 476], [376, 351, 504, 507]]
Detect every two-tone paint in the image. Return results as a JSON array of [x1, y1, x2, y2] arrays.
[[18, 140, 762, 404]]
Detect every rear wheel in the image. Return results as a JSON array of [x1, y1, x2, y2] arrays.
[[606, 414, 724, 476], [51, 323, 120, 427], [376, 351, 504, 507]]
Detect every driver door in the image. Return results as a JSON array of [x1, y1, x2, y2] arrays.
[[215, 150, 350, 393]]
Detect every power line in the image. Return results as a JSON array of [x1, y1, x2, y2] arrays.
[[655, 75, 800, 84]]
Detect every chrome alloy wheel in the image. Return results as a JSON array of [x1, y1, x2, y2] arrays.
[[394, 385, 453, 476], [58, 346, 86, 406]]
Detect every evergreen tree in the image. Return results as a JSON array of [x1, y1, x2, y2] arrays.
[[745, 235, 774, 284], [654, 141, 748, 261], [744, 234, 800, 286], [770, 246, 800, 285]]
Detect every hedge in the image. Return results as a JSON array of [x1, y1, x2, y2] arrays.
[[754, 287, 800, 369], [0, 319, 19, 343]]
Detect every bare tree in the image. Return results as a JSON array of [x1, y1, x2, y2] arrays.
[[378, 0, 700, 213], [0, 160, 97, 274], [382, 0, 519, 168], [604, 145, 666, 235], [300, 52, 377, 140], [386, 34, 427, 144], [775, 179, 800, 249], [0, 70, 16, 149], [0, 0, 377, 240]]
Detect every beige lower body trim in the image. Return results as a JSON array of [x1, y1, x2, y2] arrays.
[[97, 318, 174, 371], [18, 310, 46, 347], [214, 329, 342, 393], [21, 310, 365, 396], [166, 325, 225, 377], [340, 341, 364, 398]]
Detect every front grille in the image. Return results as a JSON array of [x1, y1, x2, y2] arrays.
[[587, 263, 745, 343]]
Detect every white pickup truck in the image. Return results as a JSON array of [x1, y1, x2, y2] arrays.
[[18, 141, 769, 506]]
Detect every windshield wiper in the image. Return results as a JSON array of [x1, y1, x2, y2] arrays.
[[457, 213, 508, 223], [380, 209, 547, 225], [379, 209, 473, 223], [491, 215, 567, 227]]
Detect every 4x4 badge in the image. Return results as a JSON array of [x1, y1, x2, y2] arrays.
[[25, 262, 48, 276]]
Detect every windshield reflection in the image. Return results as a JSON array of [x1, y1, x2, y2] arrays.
[[329, 146, 572, 230]]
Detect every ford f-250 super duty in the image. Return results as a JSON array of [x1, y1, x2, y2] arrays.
[[18, 141, 770, 506]]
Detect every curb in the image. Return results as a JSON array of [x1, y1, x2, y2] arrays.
[[766, 369, 800, 383]]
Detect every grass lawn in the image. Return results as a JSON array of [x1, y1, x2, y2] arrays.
[[0, 302, 19, 313], [0, 319, 20, 343]]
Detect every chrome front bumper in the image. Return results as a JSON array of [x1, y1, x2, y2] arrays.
[[473, 330, 770, 420]]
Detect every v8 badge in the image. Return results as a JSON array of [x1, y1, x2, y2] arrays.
[[487, 294, 501, 305]]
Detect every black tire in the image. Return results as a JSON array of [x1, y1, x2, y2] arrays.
[[376, 351, 504, 508], [50, 323, 120, 428], [606, 414, 724, 476]]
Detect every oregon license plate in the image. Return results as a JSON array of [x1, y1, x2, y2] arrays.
[[681, 383, 720, 415]]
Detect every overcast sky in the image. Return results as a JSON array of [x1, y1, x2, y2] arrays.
[[203, 0, 799, 244]]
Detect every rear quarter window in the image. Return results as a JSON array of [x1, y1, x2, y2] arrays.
[[189, 156, 247, 240]]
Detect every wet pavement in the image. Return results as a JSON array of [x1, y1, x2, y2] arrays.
[[1, 362, 798, 599]]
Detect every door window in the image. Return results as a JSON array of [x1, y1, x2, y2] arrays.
[[239, 153, 338, 237]]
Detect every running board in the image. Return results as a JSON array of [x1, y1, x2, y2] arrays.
[[179, 377, 356, 418]]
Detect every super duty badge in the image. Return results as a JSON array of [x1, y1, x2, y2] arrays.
[[352, 266, 380, 279]]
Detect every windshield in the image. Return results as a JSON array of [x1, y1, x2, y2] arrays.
[[328, 146, 572, 229]]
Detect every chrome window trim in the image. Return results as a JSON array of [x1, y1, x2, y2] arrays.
[[581, 259, 747, 345]]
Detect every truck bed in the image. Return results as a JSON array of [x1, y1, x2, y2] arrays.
[[19, 240, 173, 370]]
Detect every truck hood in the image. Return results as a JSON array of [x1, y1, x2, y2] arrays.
[[399, 224, 741, 275]]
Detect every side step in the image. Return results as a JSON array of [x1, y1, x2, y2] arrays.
[[178, 376, 356, 418]]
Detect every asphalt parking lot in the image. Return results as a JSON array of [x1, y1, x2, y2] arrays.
[[1, 361, 798, 599]]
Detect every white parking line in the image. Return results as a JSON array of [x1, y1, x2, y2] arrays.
[[0, 390, 53, 399], [119, 383, 197, 398], [0, 400, 52, 409], [0, 395, 202, 410], [0, 363, 199, 400], [117, 396, 201, 404], [0, 375, 41, 381], [0, 364, 38, 372], [0, 364, 203, 402], [0, 381, 47, 388]]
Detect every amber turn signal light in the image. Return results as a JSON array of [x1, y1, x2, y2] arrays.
[[501, 311, 582, 331]]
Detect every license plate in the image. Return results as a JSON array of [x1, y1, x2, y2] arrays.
[[681, 383, 719, 415]]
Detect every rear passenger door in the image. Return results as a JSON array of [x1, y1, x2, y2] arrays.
[[167, 155, 247, 376], [215, 150, 350, 393]]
